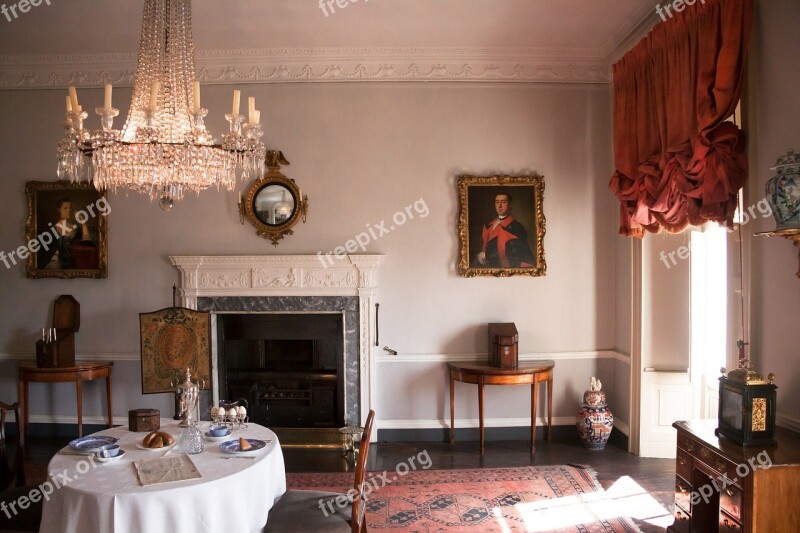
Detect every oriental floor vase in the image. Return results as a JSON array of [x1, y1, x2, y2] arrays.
[[576, 378, 614, 450]]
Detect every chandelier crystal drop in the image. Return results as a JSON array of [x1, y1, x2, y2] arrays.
[[55, 0, 266, 209]]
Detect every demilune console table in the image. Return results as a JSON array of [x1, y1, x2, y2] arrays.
[[17, 361, 114, 444], [448, 360, 554, 454]]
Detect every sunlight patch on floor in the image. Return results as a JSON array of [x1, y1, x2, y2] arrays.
[[506, 475, 673, 532], [490, 506, 514, 532]]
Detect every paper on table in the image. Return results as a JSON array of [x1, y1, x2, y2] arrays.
[[134, 455, 202, 487]]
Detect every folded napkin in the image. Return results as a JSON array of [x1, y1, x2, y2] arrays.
[[134, 455, 202, 486]]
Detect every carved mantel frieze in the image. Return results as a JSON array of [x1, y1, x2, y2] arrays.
[[170, 254, 384, 300]]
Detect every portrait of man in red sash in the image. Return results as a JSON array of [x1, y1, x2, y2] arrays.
[[476, 193, 535, 268]]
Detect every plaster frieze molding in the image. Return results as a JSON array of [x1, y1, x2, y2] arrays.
[[170, 254, 384, 299], [0, 47, 611, 89]]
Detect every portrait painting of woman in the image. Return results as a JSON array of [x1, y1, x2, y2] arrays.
[[25, 180, 108, 279]]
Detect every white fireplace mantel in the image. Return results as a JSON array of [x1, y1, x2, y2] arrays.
[[170, 254, 385, 426], [170, 254, 384, 303]]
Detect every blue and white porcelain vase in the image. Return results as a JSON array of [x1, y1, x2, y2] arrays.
[[766, 150, 800, 230], [576, 377, 614, 450]]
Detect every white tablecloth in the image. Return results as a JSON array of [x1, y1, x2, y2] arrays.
[[40, 420, 286, 533]]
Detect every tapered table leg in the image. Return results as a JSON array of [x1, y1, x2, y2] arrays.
[[547, 377, 553, 442], [18, 378, 27, 447], [449, 371, 455, 445], [478, 379, 485, 455], [531, 381, 539, 453], [76, 377, 83, 437], [106, 374, 113, 429]]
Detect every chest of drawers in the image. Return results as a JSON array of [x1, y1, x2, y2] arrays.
[[668, 420, 800, 533]]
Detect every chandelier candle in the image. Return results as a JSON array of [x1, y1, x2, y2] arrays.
[[192, 81, 201, 112], [233, 90, 241, 116], [68, 86, 79, 112]]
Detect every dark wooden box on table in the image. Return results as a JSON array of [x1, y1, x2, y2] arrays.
[[488, 323, 519, 368], [129, 409, 160, 432], [35, 295, 79, 368]]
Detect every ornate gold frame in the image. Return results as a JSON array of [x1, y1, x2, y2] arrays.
[[457, 174, 546, 277], [238, 151, 308, 246], [24, 180, 108, 279]]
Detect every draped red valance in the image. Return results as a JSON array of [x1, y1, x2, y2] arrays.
[[609, 0, 753, 237]]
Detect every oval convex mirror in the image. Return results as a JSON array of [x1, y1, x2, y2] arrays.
[[239, 151, 308, 246], [253, 184, 296, 226]]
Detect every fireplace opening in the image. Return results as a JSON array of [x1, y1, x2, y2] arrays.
[[217, 313, 344, 428]]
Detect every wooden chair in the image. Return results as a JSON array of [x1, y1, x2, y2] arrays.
[[0, 402, 41, 532], [264, 410, 375, 533]]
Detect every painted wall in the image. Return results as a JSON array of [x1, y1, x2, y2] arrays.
[[750, 0, 800, 428], [0, 81, 622, 434]]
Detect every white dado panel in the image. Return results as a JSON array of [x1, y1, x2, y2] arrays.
[[170, 254, 384, 426]]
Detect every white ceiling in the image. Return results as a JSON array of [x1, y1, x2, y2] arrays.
[[1, 0, 653, 56], [0, 0, 657, 87]]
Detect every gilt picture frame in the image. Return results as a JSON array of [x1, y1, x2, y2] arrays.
[[24, 180, 108, 279], [457, 174, 546, 277]]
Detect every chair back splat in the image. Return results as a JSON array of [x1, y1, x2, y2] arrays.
[[263, 409, 376, 533], [0, 402, 25, 492], [350, 410, 375, 533]]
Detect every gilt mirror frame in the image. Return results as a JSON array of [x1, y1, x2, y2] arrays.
[[241, 154, 307, 246], [457, 174, 546, 278]]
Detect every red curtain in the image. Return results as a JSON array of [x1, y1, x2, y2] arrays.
[[609, 0, 753, 237]]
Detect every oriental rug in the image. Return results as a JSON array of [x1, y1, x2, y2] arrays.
[[287, 465, 642, 532]]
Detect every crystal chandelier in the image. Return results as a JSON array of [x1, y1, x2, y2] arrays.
[[56, 0, 266, 210]]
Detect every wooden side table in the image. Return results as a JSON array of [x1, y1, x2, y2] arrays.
[[449, 360, 554, 454], [18, 361, 113, 444]]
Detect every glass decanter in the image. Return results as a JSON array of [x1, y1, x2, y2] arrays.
[[178, 421, 204, 455]]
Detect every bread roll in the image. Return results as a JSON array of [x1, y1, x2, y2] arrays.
[[142, 431, 158, 448], [160, 432, 175, 445], [150, 435, 165, 448]]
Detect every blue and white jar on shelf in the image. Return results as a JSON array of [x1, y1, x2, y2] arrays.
[[766, 150, 800, 230], [576, 377, 614, 450]]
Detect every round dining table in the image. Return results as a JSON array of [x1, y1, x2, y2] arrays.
[[39, 419, 286, 533]]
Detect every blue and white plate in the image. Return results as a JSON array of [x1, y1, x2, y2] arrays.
[[204, 430, 232, 442], [219, 438, 267, 454], [68, 435, 118, 455]]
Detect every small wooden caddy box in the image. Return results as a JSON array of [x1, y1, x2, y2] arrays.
[[488, 323, 519, 368], [129, 409, 160, 432], [36, 295, 79, 368]]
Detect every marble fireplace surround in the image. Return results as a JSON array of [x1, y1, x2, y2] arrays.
[[170, 255, 384, 426]]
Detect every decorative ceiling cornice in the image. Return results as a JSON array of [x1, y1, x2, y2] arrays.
[[0, 47, 611, 89]]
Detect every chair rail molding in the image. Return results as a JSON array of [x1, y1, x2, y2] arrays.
[[376, 350, 631, 363]]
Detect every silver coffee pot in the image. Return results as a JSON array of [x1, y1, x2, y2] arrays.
[[172, 367, 204, 428]]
